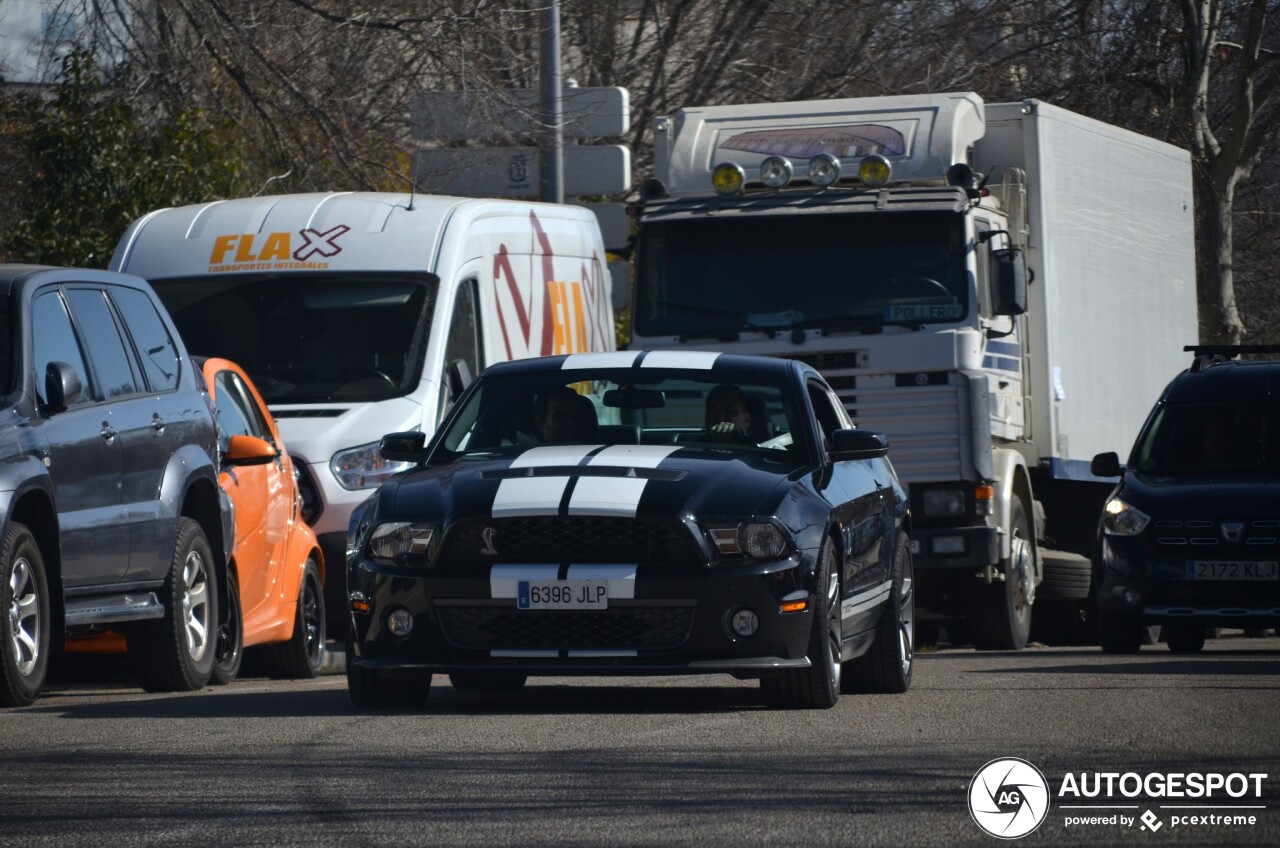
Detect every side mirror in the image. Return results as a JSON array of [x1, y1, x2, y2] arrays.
[[829, 429, 889, 460], [992, 247, 1028, 316], [1090, 451, 1124, 478], [43, 361, 82, 412], [224, 434, 277, 466], [447, 359, 473, 403], [379, 431, 427, 463]]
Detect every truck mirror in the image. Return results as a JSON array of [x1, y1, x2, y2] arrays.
[[43, 361, 82, 412], [379, 431, 427, 463], [992, 247, 1027, 316]]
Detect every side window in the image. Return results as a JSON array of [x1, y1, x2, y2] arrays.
[[212, 370, 264, 454], [445, 279, 481, 378], [111, 287, 181, 392], [31, 291, 92, 406], [64, 289, 140, 400], [974, 219, 992, 316], [807, 381, 847, 442]]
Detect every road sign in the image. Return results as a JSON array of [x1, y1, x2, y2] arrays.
[[413, 145, 631, 198], [411, 87, 629, 142]]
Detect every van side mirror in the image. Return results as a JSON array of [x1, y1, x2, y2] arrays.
[[43, 361, 82, 412], [992, 247, 1028, 316], [380, 431, 427, 463], [224, 434, 277, 466], [1090, 451, 1123, 478], [829, 429, 889, 461], [447, 359, 473, 403]]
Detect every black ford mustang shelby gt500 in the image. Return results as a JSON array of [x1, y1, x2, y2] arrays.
[[345, 351, 914, 709]]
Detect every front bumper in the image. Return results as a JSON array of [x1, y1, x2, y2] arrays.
[[912, 524, 999, 569], [347, 554, 819, 677], [1097, 535, 1280, 627]]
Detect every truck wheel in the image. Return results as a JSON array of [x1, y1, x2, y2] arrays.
[[259, 559, 325, 679], [971, 499, 1033, 650], [843, 533, 914, 694], [1098, 611, 1143, 654], [347, 643, 432, 708], [210, 567, 244, 685], [1165, 624, 1205, 654], [761, 539, 841, 709], [1, 523, 50, 708], [127, 518, 218, 692], [448, 671, 528, 692]]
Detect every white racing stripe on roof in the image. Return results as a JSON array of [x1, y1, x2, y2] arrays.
[[841, 582, 893, 619], [490, 564, 559, 598], [562, 351, 641, 370], [568, 445, 682, 517], [640, 351, 721, 370]]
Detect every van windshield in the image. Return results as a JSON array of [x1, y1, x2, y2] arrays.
[[1131, 399, 1280, 477], [151, 273, 437, 404]]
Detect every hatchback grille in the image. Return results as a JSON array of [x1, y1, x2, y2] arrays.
[[1151, 519, 1280, 549], [437, 605, 695, 651], [438, 517, 701, 566]]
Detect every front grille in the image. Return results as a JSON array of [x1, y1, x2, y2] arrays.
[[438, 517, 701, 566], [1151, 519, 1280, 550], [437, 605, 695, 651]]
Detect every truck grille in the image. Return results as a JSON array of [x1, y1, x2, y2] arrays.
[[437, 517, 701, 566], [837, 380, 964, 483], [436, 605, 695, 651]]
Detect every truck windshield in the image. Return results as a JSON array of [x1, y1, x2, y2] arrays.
[[150, 273, 437, 404], [1131, 400, 1280, 477], [635, 211, 967, 337]]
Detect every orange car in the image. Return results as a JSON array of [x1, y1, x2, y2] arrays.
[[201, 357, 326, 682]]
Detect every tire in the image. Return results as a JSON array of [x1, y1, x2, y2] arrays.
[[1098, 610, 1143, 654], [1, 523, 50, 708], [970, 499, 1033, 651], [760, 539, 841, 709], [448, 671, 528, 692], [843, 533, 914, 694], [259, 559, 325, 679], [127, 518, 218, 693], [1165, 623, 1206, 654], [210, 567, 244, 685], [346, 643, 432, 708]]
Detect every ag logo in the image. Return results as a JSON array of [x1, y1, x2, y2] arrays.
[[968, 757, 1050, 839]]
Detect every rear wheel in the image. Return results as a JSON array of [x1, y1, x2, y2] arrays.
[[259, 559, 325, 679], [761, 539, 840, 709], [971, 499, 1033, 651], [1, 523, 49, 708], [210, 567, 244, 685], [844, 533, 914, 694], [448, 671, 528, 692], [128, 518, 218, 692], [1165, 623, 1206, 654]]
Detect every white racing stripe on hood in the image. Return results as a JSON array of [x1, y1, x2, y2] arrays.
[[492, 445, 602, 516], [568, 445, 682, 517], [640, 351, 720, 370]]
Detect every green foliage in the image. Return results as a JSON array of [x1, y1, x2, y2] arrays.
[[2, 50, 248, 268]]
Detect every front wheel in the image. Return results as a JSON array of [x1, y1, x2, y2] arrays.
[[971, 499, 1033, 651], [259, 558, 325, 679], [347, 644, 432, 709], [127, 518, 218, 692], [760, 539, 841, 709], [1, 523, 50, 708], [1165, 623, 1206, 654], [844, 533, 914, 694], [1098, 610, 1143, 654], [210, 567, 244, 685]]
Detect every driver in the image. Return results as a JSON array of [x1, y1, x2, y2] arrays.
[[705, 384, 754, 441]]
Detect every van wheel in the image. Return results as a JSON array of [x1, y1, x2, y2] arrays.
[[210, 568, 244, 685], [843, 533, 914, 694], [128, 518, 218, 692], [971, 499, 1033, 650], [1, 523, 50, 707], [260, 559, 325, 679]]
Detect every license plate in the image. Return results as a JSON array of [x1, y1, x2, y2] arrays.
[[517, 579, 608, 610], [1187, 561, 1279, 580]]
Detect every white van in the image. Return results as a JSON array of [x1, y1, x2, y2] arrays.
[[111, 192, 616, 634]]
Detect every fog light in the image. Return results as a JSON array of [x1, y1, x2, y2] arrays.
[[759, 155, 793, 189], [858, 154, 892, 187], [1122, 588, 1143, 607], [808, 153, 841, 187], [387, 608, 414, 636], [930, 535, 967, 556], [712, 162, 745, 195], [730, 608, 759, 637]]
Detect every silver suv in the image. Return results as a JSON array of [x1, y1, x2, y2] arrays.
[[1, 265, 232, 706]]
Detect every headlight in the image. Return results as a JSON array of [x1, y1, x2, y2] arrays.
[[923, 489, 966, 518], [707, 521, 790, 559], [331, 441, 414, 490], [1103, 498, 1150, 536], [368, 522, 434, 560]]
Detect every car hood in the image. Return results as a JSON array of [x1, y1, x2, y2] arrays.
[[384, 444, 803, 526], [1121, 471, 1280, 519]]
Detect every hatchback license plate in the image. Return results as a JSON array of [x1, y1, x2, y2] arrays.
[[517, 579, 608, 610], [1187, 561, 1279, 580]]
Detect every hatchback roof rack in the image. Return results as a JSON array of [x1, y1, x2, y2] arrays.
[[1185, 344, 1280, 373]]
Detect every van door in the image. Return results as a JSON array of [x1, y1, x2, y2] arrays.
[[437, 274, 482, 428]]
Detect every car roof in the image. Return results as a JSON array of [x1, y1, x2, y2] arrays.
[[1165, 348, 1280, 402], [0, 263, 155, 296], [480, 351, 807, 381]]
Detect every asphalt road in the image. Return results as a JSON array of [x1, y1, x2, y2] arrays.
[[2, 635, 1277, 848]]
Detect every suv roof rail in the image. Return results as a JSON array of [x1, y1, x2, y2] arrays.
[[1185, 344, 1280, 373]]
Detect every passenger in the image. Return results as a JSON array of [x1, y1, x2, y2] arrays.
[[705, 384, 754, 442], [535, 386, 595, 443], [1199, 417, 1235, 465]]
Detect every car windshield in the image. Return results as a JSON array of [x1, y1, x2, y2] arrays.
[[150, 273, 437, 404], [431, 368, 805, 464], [1131, 399, 1280, 477], [634, 211, 967, 338]]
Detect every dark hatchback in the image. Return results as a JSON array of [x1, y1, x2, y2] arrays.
[[345, 351, 914, 709], [1092, 346, 1280, 653]]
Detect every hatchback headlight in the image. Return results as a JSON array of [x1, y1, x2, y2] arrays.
[[1103, 498, 1150, 536], [331, 441, 414, 490], [368, 522, 435, 561]]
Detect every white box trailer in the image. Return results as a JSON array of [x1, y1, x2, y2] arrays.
[[111, 192, 615, 635], [632, 93, 1196, 648]]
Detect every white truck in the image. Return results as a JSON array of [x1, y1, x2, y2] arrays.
[[629, 92, 1198, 648], [111, 192, 617, 637]]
